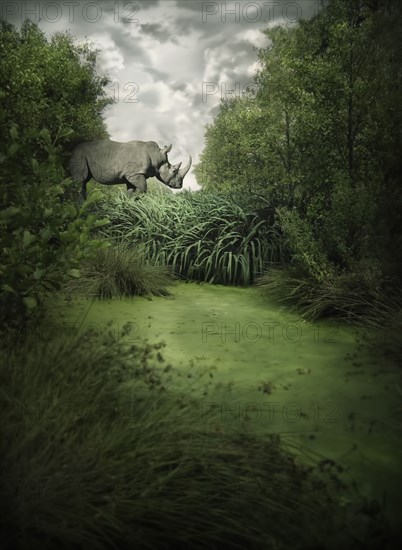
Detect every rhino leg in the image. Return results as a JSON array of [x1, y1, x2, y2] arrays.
[[81, 181, 88, 201], [69, 150, 90, 202], [126, 174, 147, 197]]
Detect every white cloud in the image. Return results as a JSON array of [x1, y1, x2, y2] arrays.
[[247, 60, 261, 77], [239, 29, 269, 49], [85, 33, 125, 79]]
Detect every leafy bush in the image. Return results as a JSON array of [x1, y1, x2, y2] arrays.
[[67, 240, 173, 298], [0, 19, 114, 329], [101, 190, 283, 285], [276, 207, 335, 283], [0, 325, 396, 549], [0, 123, 109, 328]]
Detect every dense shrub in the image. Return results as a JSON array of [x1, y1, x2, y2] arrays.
[[0, 123, 109, 329], [0, 19, 113, 329]]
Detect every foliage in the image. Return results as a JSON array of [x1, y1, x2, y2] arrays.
[[0, 324, 396, 549], [276, 207, 335, 282], [256, 266, 381, 320], [256, 266, 402, 361], [196, 0, 402, 286], [193, 96, 273, 198], [0, 123, 109, 328], [196, 0, 402, 341], [67, 240, 173, 299], [0, 19, 112, 154], [100, 190, 284, 285], [0, 20, 114, 329]]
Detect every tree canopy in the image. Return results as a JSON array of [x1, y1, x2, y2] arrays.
[[195, 0, 402, 281], [0, 19, 112, 151]]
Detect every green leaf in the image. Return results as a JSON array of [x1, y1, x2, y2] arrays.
[[33, 268, 46, 280], [40, 227, 52, 241], [68, 268, 80, 278], [59, 127, 74, 138], [81, 189, 103, 209], [0, 206, 21, 219], [39, 128, 52, 145], [23, 296, 37, 310], [8, 143, 19, 155], [65, 204, 77, 218], [1, 283, 15, 293], [49, 185, 64, 196], [22, 230, 35, 247], [31, 158, 39, 172], [10, 125, 19, 141], [94, 217, 110, 227]]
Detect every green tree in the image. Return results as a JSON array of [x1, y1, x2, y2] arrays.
[[256, 0, 402, 273], [0, 20, 114, 328], [197, 0, 402, 283], [0, 19, 112, 153]]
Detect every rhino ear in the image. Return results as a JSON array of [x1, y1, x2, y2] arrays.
[[161, 144, 172, 154]]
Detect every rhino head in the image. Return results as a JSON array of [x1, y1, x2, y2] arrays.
[[158, 144, 192, 189]]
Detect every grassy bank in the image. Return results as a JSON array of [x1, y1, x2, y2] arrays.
[[1, 319, 399, 549]]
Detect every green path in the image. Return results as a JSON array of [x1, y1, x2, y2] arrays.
[[57, 281, 402, 523]]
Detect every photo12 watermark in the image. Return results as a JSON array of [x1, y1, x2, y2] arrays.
[[201, 320, 339, 343], [0, 2, 140, 24], [201, 400, 341, 424], [201, 2, 323, 24], [202, 81, 258, 103], [109, 82, 140, 103]]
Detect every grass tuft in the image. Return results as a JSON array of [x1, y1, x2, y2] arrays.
[[256, 266, 402, 361], [67, 240, 173, 298]]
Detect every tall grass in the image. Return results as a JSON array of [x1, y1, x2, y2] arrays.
[[100, 191, 284, 286], [0, 326, 395, 549], [67, 240, 173, 298], [256, 267, 402, 361]]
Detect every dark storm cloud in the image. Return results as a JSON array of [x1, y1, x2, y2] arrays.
[[147, 66, 171, 80], [112, 30, 147, 59], [174, 0, 202, 10], [137, 0, 161, 9], [140, 22, 179, 43], [170, 81, 188, 91]]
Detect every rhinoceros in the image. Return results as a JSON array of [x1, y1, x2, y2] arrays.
[[68, 139, 192, 200]]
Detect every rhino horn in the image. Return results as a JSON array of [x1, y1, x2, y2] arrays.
[[179, 154, 192, 178], [174, 162, 182, 171], [161, 144, 172, 154]]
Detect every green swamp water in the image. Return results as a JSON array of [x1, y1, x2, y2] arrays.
[[56, 281, 401, 524]]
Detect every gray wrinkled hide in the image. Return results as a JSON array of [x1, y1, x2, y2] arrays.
[[69, 139, 191, 199]]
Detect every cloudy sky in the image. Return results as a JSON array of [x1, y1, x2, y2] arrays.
[[2, 0, 323, 189]]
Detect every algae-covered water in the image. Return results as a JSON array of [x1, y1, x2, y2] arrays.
[[55, 282, 401, 524]]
